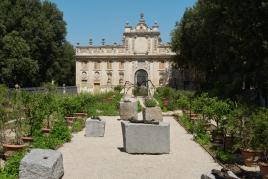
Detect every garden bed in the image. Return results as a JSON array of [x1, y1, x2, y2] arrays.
[[0, 85, 122, 178]]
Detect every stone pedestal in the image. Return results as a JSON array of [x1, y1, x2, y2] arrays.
[[19, 149, 64, 179], [119, 97, 138, 120], [143, 106, 163, 122], [121, 121, 170, 154], [85, 118, 105, 137]]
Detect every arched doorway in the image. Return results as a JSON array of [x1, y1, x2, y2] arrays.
[[134, 69, 148, 96]]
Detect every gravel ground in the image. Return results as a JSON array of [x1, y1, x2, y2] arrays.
[[58, 116, 220, 179]]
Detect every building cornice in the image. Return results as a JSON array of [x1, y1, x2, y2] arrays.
[[76, 54, 175, 60], [123, 32, 160, 36]]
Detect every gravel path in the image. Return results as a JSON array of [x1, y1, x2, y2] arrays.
[[58, 116, 220, 179]]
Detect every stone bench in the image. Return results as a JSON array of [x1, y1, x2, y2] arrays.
[[121, 121, 170, 154], [85, 118, 105, 137], [19, 149, 64, 179]]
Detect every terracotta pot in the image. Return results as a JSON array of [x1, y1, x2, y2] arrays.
[[65, 116, 77, 124], [74, 113, 87, 118], [212, 131, 224, 145], [103, 98, 113, 103], [21, 136, 33, 143], [224, 136, 234, 150], [241, 149, 261, 167], [190, 113, 199, 120], [41, 128, 51, 133], [182, 109, 191, 116], [205, 123, 217, 133], [259, 162, 268, 179], [2, 144, 26, 151], [162, 99, 169, 107]]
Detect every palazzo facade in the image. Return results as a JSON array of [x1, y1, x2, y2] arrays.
[[75, 14, 176, 93]]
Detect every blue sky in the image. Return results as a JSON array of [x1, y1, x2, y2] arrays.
[[49, 0, 196, 46]]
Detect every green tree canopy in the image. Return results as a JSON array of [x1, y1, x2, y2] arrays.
[[171, 0, 268, 105], [0, 0, 75, 87]]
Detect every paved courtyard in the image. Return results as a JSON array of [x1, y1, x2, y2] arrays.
[[58, 116, 220, 179]]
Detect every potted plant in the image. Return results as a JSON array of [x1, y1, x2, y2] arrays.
[[0, 85, 8, 156], [21, 92, 44, 142], [41, 93, 55, 133], [177, 95, 189, 112], [144, 98, 157, 108], [231, 106, 260, 166], [211, 99, 231, 148], [3, 86, 26, 151], [253, 108, 268, 177]]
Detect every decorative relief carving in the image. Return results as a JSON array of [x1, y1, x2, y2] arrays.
[[81, 71, 87, 82], [95, 71, 100, 80], [107, 71, 112, 84]]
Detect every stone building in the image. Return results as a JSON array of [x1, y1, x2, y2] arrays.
[[75, 13, 176, 94]]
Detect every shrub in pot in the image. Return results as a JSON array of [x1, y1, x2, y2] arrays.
[[3, 88, 26, 151], [211, 99, 231, 148], [177, 94, 190, 113], [191, 93, 214, 121], [252, 108, 268, 177], [144, 98, 157, 108], [231, 106, 259, 166], [21, 92, 44, 142], [0, 85, 8, 153]]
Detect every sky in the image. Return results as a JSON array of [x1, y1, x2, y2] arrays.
[[49, 0, 196, 46]]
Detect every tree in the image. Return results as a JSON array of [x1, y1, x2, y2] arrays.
[[171, 0, 268, 105], [0, 0, 75, 87]]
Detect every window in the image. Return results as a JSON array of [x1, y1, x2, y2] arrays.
[[119, 61, 124, 69], [107, 61, 112, 69], [94, 61, 100, 70], [81, 62, 88, 70], [159, 61, 165, 69], [81, 71, 87, 82]]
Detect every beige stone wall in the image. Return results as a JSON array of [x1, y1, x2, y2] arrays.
[[76, 59, 172, 93]]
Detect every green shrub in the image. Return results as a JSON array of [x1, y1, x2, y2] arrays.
[[72, 118, 85, 133], [144, 98, 157, 107], [1, 150, 26, 178], [137, 101, 143, 112], [50, 119, 71, 143], [114, 85, 123, 92], [156, 87, 176, 100], [179, 115, 193, 133], [177, 95, 190, 110], [215, 149, 234, 163], [32, 133, 62, 149], [252, 108, 268, 162], [33, 119, 71, 149], [167, 100, 176, 111], [193, 119, 207, 136], [196, 133, 211, 145]]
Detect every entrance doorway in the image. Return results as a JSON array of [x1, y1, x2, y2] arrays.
[[135, 69, 148, 86], [134, 69, 148, 96]]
